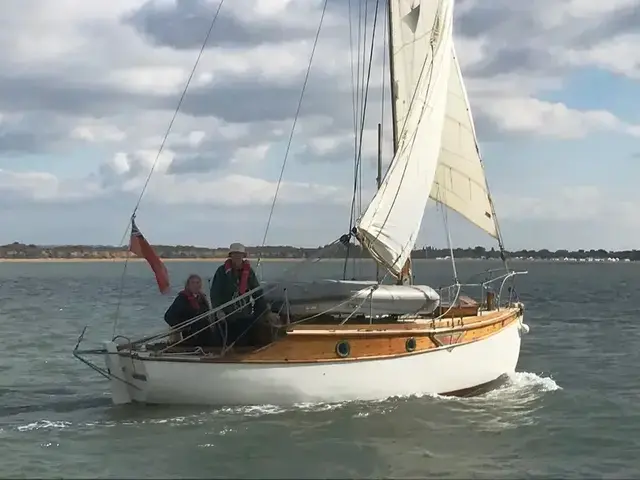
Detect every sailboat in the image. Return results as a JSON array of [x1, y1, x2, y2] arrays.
[[74, 0, 530, 406]]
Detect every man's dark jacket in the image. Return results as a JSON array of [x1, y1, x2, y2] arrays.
[[209, 263, 268, 320]]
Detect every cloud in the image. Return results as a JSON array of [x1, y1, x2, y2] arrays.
[[10, 148, 350, 209], [562, 34, 640, 79], [0, 169, 102, 203], [456, 0, 640, 133], [0, 0, 639, 249], [477, 97, 640, 139], [125, 0, 321, 49], [498, 186, 605, 222], [489, 185, 640, 251]]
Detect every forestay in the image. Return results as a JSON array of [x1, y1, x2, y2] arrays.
[[356, 0, 455, 276]]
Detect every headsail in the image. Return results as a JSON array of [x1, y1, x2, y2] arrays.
[[356, 0, 455, 276], [429, 47, 498, 238]]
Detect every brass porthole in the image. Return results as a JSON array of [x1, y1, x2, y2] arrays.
[[335, 340, 351, 358], [405, 337, 417, 352]]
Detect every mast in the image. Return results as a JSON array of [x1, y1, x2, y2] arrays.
[[376, 122, 383, 282], [386, 0, 398, 153]]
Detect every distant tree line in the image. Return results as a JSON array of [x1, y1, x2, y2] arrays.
[[1, 242, 638, 261]]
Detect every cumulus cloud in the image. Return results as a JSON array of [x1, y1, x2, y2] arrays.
[[0, 0, 639, 247], [477, 97, 640, 139], [0, 169, 101, 203]]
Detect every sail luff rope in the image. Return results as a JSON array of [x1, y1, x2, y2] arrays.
[[111, 0, 226, 336], [256, 0, 329, 273]]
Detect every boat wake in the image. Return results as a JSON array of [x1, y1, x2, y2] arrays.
[[424, 371, 562, 431], [484, 371, 560, 399], [4, 372, 560, 435]]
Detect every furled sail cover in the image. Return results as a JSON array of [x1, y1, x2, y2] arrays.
[[429, 46, 498, 238], [357, 0, 455, 276]]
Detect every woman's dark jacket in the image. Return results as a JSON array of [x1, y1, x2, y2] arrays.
[[164, 291, 216, 346]]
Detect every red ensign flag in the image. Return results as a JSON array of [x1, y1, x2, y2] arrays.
[[129, 218, 170, 294]]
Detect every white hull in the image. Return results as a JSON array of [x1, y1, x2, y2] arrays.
[[104, 314, 525, 406]]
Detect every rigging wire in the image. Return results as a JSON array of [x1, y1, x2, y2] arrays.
[[353, 0, 365, 280], [256, 0, 330, 271], [356, 0, 378, 282], [111, 0, 226, 336], [357, 0, 369, 219], [352, 0, 367, 280], [343, 0, 380, 281], [115, 0, 226, 248], [355, 0, 370, 281], [355, 0, 363, 155], [437, 189, 459, 283], [342, 0, 363, 280], [348, 0, 359, 173]]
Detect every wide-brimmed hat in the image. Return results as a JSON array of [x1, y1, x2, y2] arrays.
[[229, 242, 246, 255]]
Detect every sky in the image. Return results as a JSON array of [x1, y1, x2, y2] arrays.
[[0, 0, 639, 251]]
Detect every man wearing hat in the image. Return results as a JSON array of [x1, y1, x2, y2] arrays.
[[209, 243, 270, 348]]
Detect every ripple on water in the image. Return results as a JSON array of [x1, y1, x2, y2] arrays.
[[6, 371, 558, 438], [2, 260, 639, 478]]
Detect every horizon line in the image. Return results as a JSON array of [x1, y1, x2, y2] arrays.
[[0, 242, 636, 253]]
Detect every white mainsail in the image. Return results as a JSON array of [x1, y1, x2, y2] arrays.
[[429, 47, 498, 238], [356, 0, 455, 276]]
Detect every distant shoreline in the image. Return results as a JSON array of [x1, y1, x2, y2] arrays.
[[1, 242, 638, 262], [0, 257, 634, 264]]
